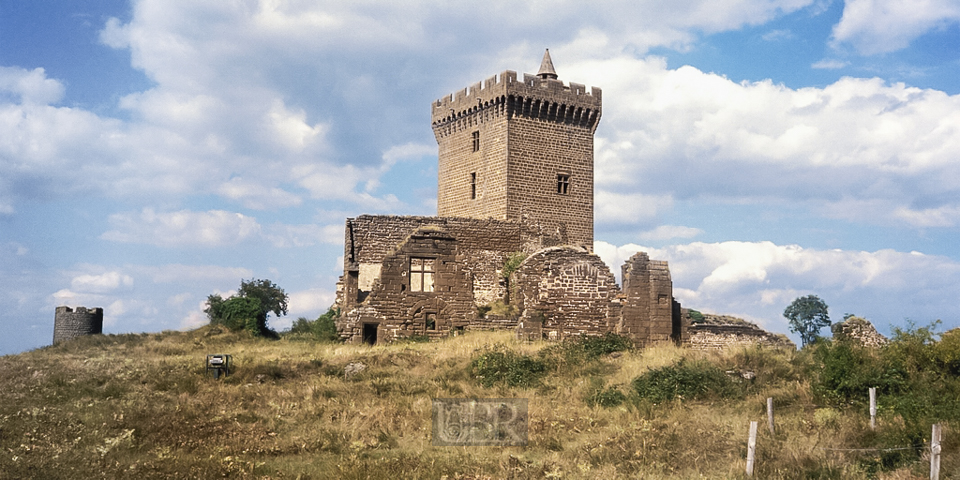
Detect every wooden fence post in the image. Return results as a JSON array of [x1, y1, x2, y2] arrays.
[[869, 387, 877, 430], [746, 421, 758, 477], [767, 397, 775, 435], [930, 423, 942, 480]]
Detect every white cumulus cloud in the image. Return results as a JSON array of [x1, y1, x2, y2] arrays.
[[70, 271, 134, 294], [832, 0, 960, 55], [101, 208, 262, 247], [575, 55, 960, 228]]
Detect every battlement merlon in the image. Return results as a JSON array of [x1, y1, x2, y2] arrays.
[[430, 70, 602, 124]]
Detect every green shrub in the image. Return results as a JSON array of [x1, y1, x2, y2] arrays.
[[886, 320, 940, 374], [579, 333, 634, 358], [811, 340, 907, 405], [539, 333, 633, 369], [470, 344, 547, 388], [631, 358, 739, 403], [934, 328, 960, 375]]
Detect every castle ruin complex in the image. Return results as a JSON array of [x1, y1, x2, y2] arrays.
[[334, 51, 685, 345]]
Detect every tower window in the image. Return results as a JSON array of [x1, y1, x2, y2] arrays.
[[472, 131, 480, 152], [410, 258, 435, 292], [557, 173, 571, 195], [470, 172, 477, 199]]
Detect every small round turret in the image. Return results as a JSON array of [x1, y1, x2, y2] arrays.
[[53, 306, 104, 344], [537, 49, 558, 80]]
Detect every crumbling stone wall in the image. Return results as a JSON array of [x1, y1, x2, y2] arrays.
[[686, 312, 795, 350], [337, 228, 475, 343], [688, 324, 795, 350], [832, 316, 888, 347], [620, 252, 681, 346], [53, 306, 103, 344], [336, 215, 562, 312], [515, 246, 620, 341]]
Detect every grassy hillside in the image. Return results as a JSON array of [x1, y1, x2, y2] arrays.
[[1, 325, 957, 479]]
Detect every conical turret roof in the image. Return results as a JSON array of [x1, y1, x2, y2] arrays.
[[537, 49, 558, 80]]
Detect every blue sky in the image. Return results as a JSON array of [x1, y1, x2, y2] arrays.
[[3, 0, 960, 355]]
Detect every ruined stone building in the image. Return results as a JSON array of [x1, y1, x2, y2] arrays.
[[53, 306, 103, 344], [334, 51, 685, 345]]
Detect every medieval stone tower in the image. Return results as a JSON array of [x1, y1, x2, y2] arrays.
[[53, 306, 103, 344], [430, 50, 602, 250]]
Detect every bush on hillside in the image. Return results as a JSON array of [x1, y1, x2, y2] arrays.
[[808, 320, 960, 466], [470, 344, 547, 388], [632, 358, 739, 403], [538, 333, 633, 373]]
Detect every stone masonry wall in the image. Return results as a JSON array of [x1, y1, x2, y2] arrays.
[[432, 70, 601, 251], [688, 323, 796, 350], [515, 246, 619, 341], [53, 306, 103, 344], [620, 252, 677, 346], [337, 215, 562, 311], [436, 103, 509, 222], [337, 228, 475, 343], [507, 116, 594, 250]]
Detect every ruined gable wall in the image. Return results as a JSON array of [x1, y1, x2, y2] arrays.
[[338, 229, 475, 343], [515, 246, 620, 340], [339, 215, 561, 309]]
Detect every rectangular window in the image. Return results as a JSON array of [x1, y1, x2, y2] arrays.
[[425, 313, 437, 331], [557, 173, 571, 195], [410, 258, 435, 292], [470, 172, 477, 200], [472, 131, 480, 152]]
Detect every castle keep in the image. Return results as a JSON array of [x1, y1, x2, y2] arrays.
[[432, 53, 600, 250], [335, 51, 685, 345]]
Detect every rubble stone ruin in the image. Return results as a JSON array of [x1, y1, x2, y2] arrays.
[[53, 306, 103, 344], [334, 50, 684, 345]]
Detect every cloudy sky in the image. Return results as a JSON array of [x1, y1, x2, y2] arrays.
[[3, 0, 960, 354]]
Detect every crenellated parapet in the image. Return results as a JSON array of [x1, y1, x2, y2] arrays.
[[431, 70, 602, 140]]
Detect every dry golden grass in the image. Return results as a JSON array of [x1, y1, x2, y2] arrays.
[[0, 327, 953, 479]]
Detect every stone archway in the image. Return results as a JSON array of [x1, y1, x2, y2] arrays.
[[408, 298, 452, 335]]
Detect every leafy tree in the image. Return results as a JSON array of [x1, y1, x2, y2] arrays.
[[288, 308, 340, 342], [219, 296, 263, 334], [784, 294, 831, 347], [205, 294, 226, 324], [204, 278, 288, 337], [238, 278, 288, 333]]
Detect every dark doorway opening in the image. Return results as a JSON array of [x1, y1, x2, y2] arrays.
[[671, 299, 683, 345], [362, 323, 378, 345]]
